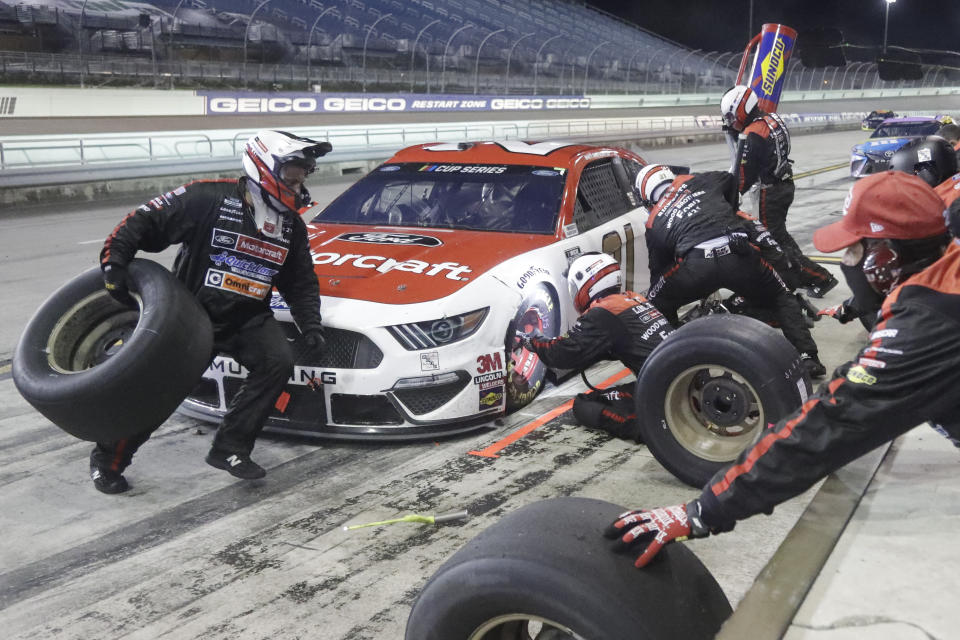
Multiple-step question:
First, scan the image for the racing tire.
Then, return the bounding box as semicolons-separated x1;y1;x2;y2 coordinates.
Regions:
636;314;811;488
13;258;213;442
405;496;732;640
505;284;560;412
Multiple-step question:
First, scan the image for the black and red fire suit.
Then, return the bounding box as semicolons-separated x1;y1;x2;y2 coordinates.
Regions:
737;112;834;291
698;244;960;529
645;171;819;360
525;291;672;439
93;178;322;471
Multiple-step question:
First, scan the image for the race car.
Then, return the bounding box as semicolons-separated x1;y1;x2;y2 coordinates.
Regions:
180;141;651;439
860;109;897;131
850;115;948;178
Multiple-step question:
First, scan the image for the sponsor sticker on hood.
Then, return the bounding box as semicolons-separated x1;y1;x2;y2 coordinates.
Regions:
336;231;443;247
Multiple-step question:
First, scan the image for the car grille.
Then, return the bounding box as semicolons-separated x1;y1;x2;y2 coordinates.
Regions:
280;323;383;369
223;378;326;423
393;376;471;416
188;377;221;408
331;394;403;425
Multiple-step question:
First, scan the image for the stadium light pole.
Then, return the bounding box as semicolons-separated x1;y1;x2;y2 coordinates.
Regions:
410;19;441;92
505;32;535;94
624;47;649;94
78;0;89;88
362;12;392;92
533;34;561;96
440;24;474;93
170;0;187;68
582;40;611;95
882;0;896;55
473;28;504;94
243;0;272;89
643;49;668;94
307;6;338;91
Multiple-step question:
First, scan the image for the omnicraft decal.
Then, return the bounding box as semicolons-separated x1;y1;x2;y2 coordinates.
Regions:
200;92;591;114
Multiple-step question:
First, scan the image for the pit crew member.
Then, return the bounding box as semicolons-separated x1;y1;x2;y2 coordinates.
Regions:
517;253;673;439
605;171;960;568
90;130;331;493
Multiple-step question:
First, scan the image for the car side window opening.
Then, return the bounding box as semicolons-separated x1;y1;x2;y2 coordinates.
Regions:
572;158;633;232
313;163;565;234
871;122;942;138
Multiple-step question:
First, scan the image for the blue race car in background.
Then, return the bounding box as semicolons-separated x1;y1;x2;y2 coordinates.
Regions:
850;115;950;178
861;109;897;131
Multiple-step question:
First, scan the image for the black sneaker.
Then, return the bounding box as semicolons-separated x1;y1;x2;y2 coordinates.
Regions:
800;353;827;379
90;463;130;494
205;450;266;479
806;276;839;299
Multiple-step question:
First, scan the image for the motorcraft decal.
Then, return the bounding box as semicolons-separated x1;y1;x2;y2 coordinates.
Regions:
204;268;271;300
311;252;472;280
337;232;442;247
212;230;289;264
209;251;279;281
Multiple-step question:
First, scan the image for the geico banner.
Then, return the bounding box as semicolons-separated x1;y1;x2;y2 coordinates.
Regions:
200;92;592;114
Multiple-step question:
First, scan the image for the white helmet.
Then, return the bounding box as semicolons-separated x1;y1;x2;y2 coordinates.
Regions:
567;252;622;313
242;130;332;212
720;84;759;131
635;164;675;206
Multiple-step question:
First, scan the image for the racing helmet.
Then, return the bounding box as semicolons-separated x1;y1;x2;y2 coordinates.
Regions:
242;130;332;212
635;164;675;206
860;239;903;295
947;200;960;244
567;252;622;313
887;135;958;187
720;85;759;131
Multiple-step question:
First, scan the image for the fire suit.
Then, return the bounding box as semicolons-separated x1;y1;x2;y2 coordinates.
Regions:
698;244;960;529
645;171;819;359
737;113;833;291
92;178;322;472
525;291;672;439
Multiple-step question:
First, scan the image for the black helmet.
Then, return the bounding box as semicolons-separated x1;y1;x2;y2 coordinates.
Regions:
888;135;958;187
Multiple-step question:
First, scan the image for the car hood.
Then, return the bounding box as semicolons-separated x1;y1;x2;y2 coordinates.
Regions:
852;137;915;155
305;223;555;304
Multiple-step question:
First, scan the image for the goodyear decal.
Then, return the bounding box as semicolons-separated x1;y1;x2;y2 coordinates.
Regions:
846;365;877;385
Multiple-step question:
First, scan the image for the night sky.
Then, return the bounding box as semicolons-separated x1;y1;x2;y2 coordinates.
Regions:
588;0;959;54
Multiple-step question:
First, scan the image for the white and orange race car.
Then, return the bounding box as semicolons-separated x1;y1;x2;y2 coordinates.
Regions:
180;141;652;439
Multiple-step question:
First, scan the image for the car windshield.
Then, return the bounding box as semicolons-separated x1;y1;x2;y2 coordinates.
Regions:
871;121;941;138
311;162;566;234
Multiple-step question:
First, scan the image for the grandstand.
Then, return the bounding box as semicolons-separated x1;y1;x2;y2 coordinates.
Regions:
0;0;948;93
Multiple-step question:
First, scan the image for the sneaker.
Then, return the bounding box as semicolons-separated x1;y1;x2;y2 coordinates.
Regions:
806;276;839;299
800;353;827;379
90;463;130;494
205;450;266;479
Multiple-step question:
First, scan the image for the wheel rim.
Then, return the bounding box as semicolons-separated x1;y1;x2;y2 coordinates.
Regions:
662;364;764;462
467;614;585;640
46;290;142;373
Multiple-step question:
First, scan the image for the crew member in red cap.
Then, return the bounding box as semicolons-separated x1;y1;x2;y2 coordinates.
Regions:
601;171;960;569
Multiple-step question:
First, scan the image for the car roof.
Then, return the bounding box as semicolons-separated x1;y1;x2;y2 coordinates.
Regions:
881;116;940;124
385;141;631;167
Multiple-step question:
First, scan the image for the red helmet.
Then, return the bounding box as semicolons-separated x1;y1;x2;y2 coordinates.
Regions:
861;239;903;295
242;130;332;212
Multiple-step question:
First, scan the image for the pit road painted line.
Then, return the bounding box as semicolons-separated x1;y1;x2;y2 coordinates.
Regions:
793;162;849;179
468;367;633;458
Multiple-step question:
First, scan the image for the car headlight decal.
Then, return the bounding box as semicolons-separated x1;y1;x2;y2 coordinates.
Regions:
387;307;488;350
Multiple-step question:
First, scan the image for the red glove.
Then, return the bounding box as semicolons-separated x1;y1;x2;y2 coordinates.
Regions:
817;302;853;324
604;500;710;568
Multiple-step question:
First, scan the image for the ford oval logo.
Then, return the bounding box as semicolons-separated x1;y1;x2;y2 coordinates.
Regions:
337;232;442;247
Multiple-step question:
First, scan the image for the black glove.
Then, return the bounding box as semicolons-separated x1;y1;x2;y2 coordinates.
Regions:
817;301;854;324
727;230;751;255
102;263;136;306
513;327;545;352
303;328;327;352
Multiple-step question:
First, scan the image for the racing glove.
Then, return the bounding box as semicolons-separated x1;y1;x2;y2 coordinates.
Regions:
303;328;327;352
102;263;136;307
817;301;854;324
604;499;711;568
513;327;546;353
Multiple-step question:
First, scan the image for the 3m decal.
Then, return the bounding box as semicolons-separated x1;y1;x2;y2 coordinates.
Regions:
476;352;504;374
337;232;442;247
205;268;271;300
846;365;877;385
311;252;472;280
